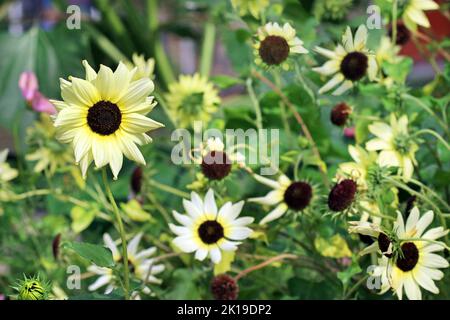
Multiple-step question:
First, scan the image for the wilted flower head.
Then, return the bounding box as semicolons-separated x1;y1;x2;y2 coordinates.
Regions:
211;274;239;300
330;103;352;126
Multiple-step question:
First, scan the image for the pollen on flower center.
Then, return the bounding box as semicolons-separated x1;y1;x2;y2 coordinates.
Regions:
259;35;290;65
283;181;313;210
198;220;224;244
87;100;122;135
396;242;419;272
340;51;368;81
201;151;232;180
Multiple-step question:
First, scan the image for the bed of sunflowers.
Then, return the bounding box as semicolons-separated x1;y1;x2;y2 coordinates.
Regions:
0;0;449;301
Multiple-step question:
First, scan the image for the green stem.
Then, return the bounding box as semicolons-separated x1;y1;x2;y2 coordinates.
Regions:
402;94;449;136
408;178;450;211
246;77;263;130
273;70;292;143
147;0;176;88
199;21;216;77
343;275;368;300
102;169;130;300
148;179;190;198
391;0;398;46
414;129;450;150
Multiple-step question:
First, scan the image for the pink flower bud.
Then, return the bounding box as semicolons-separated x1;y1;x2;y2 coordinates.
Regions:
18;71;39;102
31;91;56;115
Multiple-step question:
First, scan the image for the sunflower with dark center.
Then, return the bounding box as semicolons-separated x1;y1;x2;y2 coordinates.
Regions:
52;60;164;179
328;179;357;212
170;189;254;264
249;174;313;224
88;233;165;294
313;25;377;95
373;207;449;300
330;103;352;126
254;22;308;69
211;274;239;300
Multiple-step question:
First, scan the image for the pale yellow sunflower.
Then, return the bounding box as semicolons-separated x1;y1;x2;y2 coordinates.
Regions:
51;60;163;179
165;73;220;128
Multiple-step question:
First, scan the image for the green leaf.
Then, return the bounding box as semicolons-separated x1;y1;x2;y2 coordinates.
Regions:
211;75;243;89
165;269;201;299
383;57;413;84
213;251;235;275
70;206;96;233
337;258;362;290
63;241;115;268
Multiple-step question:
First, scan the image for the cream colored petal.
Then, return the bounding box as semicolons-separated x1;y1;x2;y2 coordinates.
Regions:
332;80;353;96
121;113;164;133
248;189;283;206
318;73;344;94
71;77;101;107
127;233;143;257
252;174;281;190
403;273;422;300
82;60;97;81
368;122;393;140
406;7;430;28
314;46;338;60
312;60;340;76
73;127;92;163
416;0;439;10
204;189;218;215
378;150;401;167
342;26;354;52
118;78;154;109
353;25;368;51
259;203;288;225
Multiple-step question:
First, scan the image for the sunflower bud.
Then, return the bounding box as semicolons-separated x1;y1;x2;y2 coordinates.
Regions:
201;151;232;181
330;103;351;126
210;274;239;300
130;166;143;194
14;274;51;300
328;179;357;212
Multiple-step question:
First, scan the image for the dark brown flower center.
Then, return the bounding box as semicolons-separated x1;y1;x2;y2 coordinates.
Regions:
198;220;224;244
396;242;419;272
211;274;239;300
118;258;135;273
388;23;411;45
283;181;313;211
201;151;232;180
259;35;290;66
377;233;393;258
328;179;357;212
340;51;368;81
87;100;122;135
330;102;351;126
